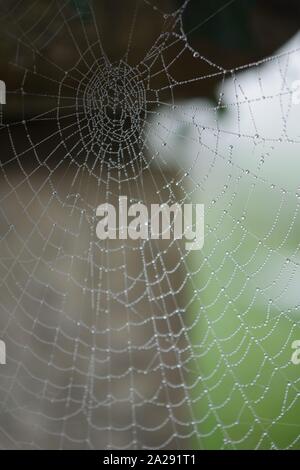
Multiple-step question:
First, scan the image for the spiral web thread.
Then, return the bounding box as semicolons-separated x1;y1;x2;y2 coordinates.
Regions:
0;0;300;450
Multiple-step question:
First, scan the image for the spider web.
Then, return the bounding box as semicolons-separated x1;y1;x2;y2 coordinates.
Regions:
0;0;300;450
